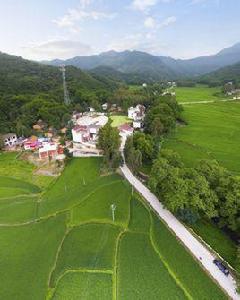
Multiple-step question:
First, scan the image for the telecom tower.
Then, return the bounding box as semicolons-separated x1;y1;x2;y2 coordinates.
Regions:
61;65;71;105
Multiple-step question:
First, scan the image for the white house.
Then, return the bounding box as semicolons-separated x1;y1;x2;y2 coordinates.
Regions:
102;103;108;111
2;133;17;147
39;142;58;160
128;104;145;121
133;120;143;129
71;114;108;156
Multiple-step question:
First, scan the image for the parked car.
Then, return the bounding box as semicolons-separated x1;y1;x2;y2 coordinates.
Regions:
213;259;230;276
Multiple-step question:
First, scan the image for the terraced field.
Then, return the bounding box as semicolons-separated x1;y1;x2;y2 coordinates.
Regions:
0;154;227;299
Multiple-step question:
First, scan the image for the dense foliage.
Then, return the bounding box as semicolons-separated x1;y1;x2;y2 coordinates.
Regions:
97;121;121;169
149;150;240;233
145;94;183;137
0;52;118;135
124;94;183;173
199;62;240;87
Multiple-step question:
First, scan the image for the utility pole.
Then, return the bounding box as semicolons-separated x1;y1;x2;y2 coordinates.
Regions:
111;204;116;222
61;65;71;105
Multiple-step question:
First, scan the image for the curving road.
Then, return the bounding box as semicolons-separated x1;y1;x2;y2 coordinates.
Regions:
120;160;239;299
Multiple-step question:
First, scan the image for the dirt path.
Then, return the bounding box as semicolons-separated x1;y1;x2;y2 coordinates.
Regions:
181;98;237;105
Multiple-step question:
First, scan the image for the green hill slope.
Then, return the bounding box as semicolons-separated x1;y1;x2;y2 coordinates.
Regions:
0;52;118;134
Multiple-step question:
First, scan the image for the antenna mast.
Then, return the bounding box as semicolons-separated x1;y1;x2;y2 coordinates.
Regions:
61;65;71;105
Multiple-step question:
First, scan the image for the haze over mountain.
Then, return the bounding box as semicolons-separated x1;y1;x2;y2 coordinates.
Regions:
43;42;240;81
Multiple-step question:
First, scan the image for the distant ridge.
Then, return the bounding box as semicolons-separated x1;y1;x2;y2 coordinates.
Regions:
42;42;240;81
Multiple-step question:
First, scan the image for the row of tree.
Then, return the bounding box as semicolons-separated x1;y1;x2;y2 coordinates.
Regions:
149;150;240;232
124;94;183;172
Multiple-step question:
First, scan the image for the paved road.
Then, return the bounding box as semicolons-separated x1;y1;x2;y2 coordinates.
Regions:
120;162;239;299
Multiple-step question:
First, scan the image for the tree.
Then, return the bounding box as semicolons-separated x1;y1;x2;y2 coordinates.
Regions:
133;132;155;163
197;160;240;231
149;152;218;221
0;136;4;150
124;136;142;173
97;121;121;169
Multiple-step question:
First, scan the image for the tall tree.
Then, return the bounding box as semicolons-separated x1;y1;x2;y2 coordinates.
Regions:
98;121;121;169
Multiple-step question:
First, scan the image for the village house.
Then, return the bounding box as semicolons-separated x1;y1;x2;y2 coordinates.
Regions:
2;133;18;147
102;103;108;111
128;104;146;129
71;113;108;156
23;136;40;151
118;123;134;137
118;123;134;152
38;142;58;160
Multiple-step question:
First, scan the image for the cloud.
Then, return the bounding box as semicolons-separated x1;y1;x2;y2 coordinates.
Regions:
158;16;176;28
53;2;116;33
132;0;158;11
131;0;173;11
144;15;176;29
107;32;169;56
144;17;156;28
22;40;93;60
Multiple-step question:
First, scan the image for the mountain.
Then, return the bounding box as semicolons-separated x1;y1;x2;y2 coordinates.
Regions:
0;52;119;134
43;50;183;82
0;52;118;98
200;61;240;86
43;42;240;80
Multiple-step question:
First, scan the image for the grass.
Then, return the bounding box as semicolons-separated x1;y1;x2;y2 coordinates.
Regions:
163;101;240;173
70;180;131;227
128;196;150;233
110;115;131;127
190;219;237;269
151;214;227;299
0;196;38;224
0;156;228;299
0;214;66;300
50;223;121;286
0;152;53;189
175;84;226;103
117;231;187;299
0;176;41;194
52;271;112;300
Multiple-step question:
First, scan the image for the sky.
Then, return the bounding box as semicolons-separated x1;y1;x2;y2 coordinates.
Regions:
0;0;240;60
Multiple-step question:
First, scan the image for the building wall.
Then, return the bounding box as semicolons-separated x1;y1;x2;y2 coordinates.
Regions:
4;135;17;147
72;130;83;143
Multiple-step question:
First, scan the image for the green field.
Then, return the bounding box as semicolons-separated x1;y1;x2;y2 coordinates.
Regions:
110;115;131;127
0;152;53;189
175;85;226;103
164;101;240;173
0;156;227;299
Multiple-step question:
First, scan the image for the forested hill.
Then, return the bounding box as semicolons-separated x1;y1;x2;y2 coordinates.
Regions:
0;52;119;135
44;42;240;79
199;61;240;86
0;52;118;98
